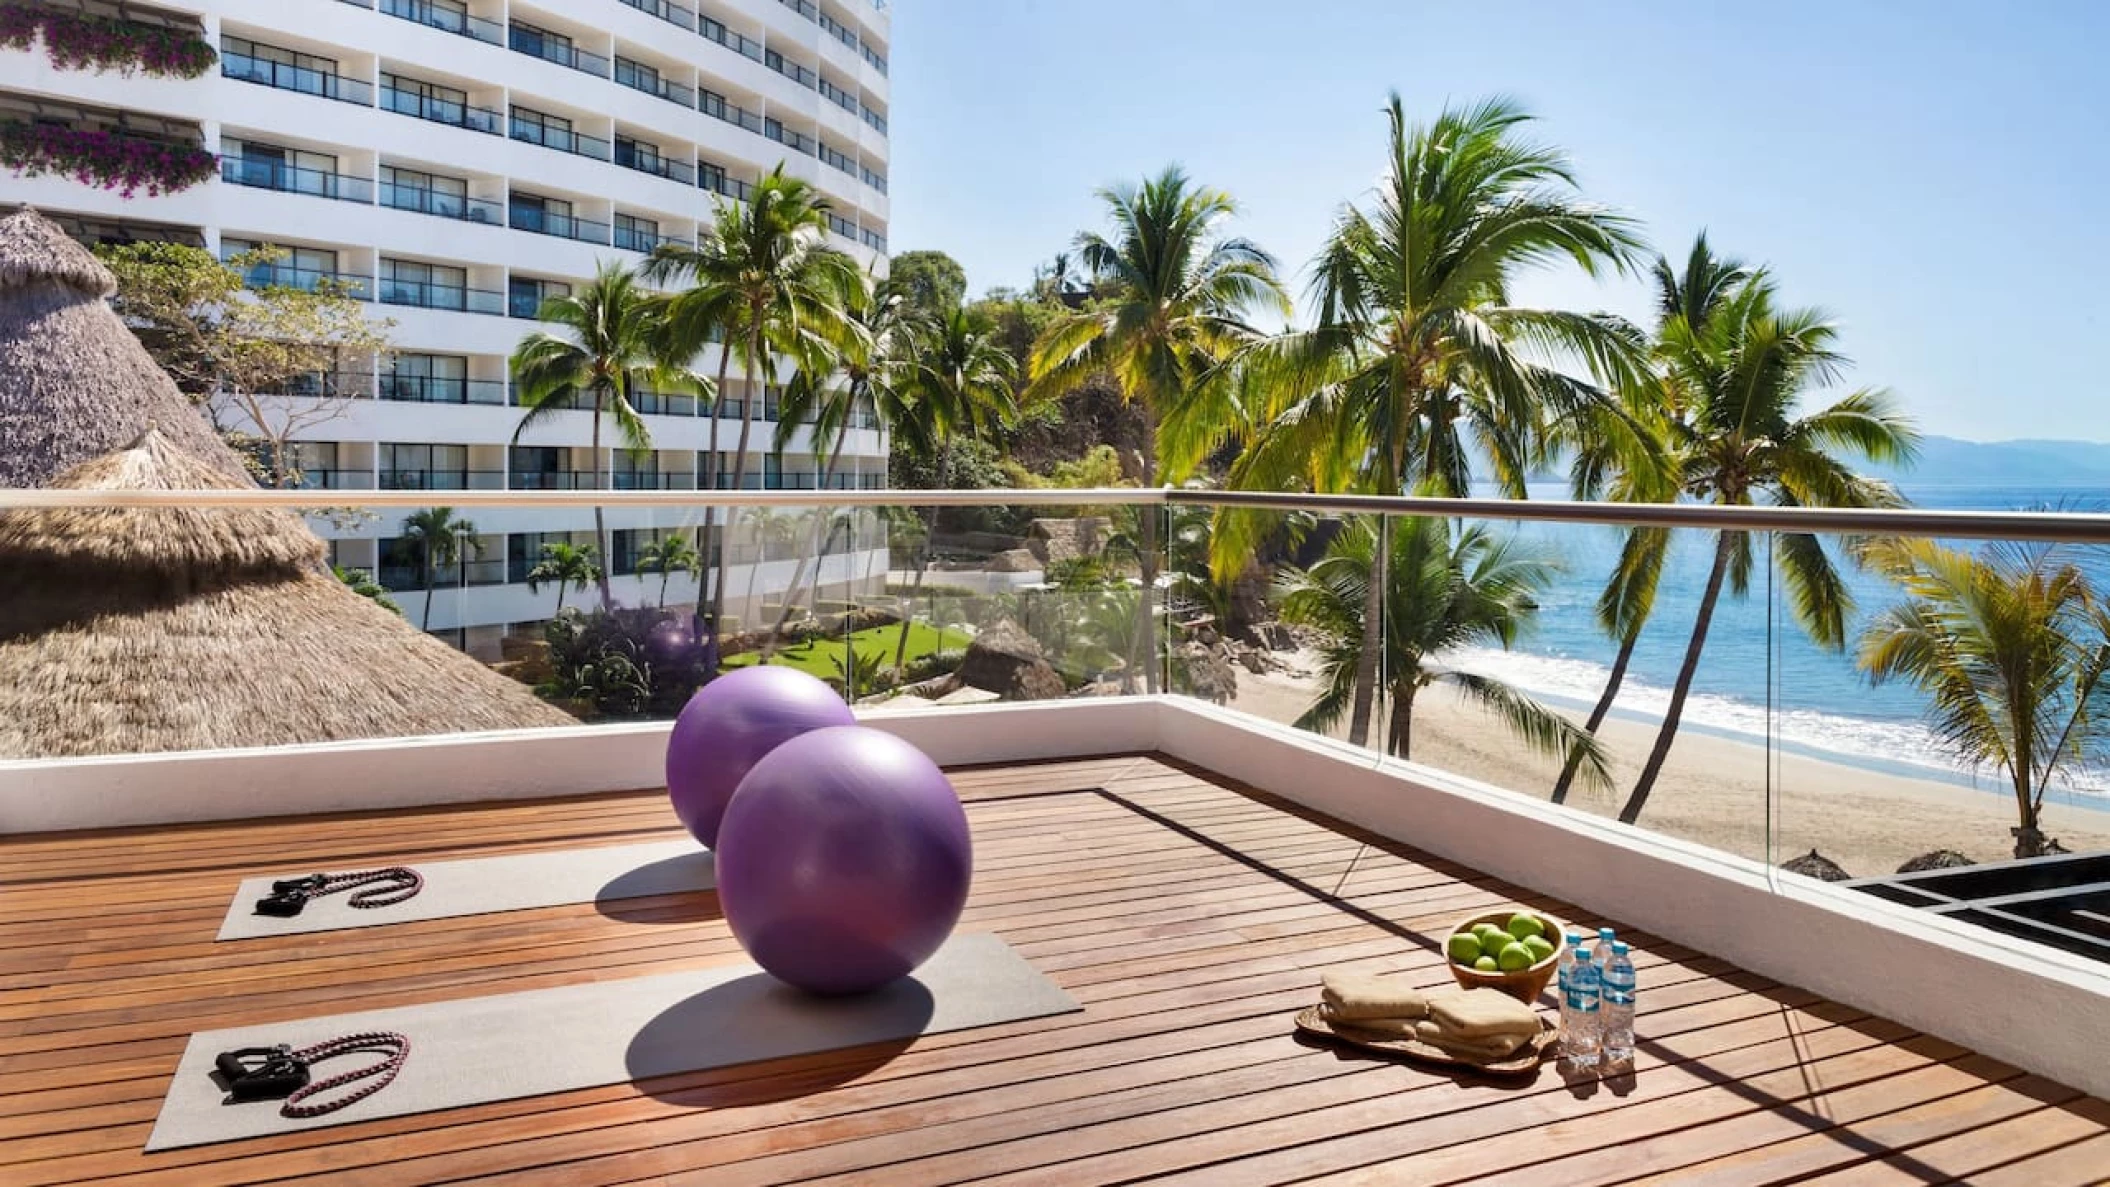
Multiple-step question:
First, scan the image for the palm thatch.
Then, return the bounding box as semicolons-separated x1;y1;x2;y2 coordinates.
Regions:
0;431;573;758
0;207;248;488
1896;849;1976;875
1781;849;1853;882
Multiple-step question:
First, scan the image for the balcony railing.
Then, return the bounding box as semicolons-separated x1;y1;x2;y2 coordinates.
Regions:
376;277;506;315
379;374;509;404
380;182;505;226
763;119;816;156
820;142;855;175
698;15;762;62
221;51;373;105
379;84;503;134
630;390;697;416
221;158;374;204
509;471;601;490
700;169;754;203
289;468;375;490
613;224;671;253
617;0;696;31
614;145;693;185
508;207;611;245
863;43;887;75
380;0;503;44
378;468;506;491
861;105;887;134
511;117;611;162
235;262;372;298
507;289;564;318
818;76;858;113
257;371;373;399
861;165;887;194
508;26;611;77
612;472;685;490
764;49;819;91
614;59;696;108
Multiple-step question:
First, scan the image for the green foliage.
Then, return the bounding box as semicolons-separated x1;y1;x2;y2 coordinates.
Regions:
1275;516;1609;787
1858;538;2110;857
726;621;968;682
0;5;217;77
634;531;703;607
333;565;401;616
1045;555;1117;590
999;444;1128;490
885;249;967;318
540;608;712;719
526;542;602;616
830;645;892;700
400;507;481;632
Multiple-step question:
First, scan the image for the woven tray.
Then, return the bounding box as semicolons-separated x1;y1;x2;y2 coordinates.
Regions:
1294;1005;1558;1077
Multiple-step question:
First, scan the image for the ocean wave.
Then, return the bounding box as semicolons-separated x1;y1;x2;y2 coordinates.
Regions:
1440;646;2110;799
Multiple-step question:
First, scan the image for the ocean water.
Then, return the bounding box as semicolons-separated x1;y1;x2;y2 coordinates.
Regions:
1435;483;2110;805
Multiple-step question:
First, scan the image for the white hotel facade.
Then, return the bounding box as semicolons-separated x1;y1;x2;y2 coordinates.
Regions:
1;0;893;654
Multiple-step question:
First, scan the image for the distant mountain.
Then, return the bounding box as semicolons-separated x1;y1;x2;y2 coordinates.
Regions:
1866;436;2110;487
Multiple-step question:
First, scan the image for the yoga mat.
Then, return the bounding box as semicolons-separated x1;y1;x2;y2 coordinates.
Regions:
217;839;715;940
149;933;1076;1152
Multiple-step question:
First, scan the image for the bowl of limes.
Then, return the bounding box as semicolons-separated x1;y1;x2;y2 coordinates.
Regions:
1446;910;1563;1004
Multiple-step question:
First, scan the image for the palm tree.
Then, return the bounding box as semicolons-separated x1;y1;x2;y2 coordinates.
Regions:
1029;166;1289;693
1551;234;1750;803
1858;538;2110;858
400;506;481;633
511;264;703;609
1228;95;1648;746
634;530;702;608
765;268;920;652
1275;516;1609;786
647;166;858;657
893;306;1020;673
1617;274;1918;825
527;541;602;616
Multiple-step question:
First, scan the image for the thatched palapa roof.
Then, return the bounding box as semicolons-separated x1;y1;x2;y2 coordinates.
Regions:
0;207;249;488
0;431;573;757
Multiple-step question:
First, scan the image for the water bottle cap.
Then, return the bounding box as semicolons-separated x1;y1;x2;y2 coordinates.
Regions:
1598;927;1616;940
1566;934;1587;947
1612;941;1630;955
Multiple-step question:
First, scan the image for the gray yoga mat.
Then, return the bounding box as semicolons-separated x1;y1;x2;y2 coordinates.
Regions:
149;932;1076;1152
217;839;715;940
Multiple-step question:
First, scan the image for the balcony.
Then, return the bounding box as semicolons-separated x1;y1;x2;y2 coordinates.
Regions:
700;88;764;136
614;58;696;109
614;143;694;186
221;158;374;204
509;206;610;246
221;50;373;106
379;374;508;404
10;483;2110;1185
613;224;675;253
508;24;611;78
616;0;696;32
508;470;602;490
379;181;505;226
234;261;372;298
510;115;611;162
379;84;504;135
376;468;505;491
697;14;763;63
379;0;504;44
376;276;506;315
763;118;817;157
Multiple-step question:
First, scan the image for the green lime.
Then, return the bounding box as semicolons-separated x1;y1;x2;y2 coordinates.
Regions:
1523;935;1557;963
1506;913;1545;941
1447;932;1483;965
1497;943;1534;971
1473;955;1499;972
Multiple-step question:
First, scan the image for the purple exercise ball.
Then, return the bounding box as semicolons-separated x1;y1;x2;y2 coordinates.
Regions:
665;665;855;849
717;726;973;995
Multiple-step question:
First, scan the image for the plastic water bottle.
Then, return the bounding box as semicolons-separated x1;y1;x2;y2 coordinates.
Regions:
1559;933;1601;1069
1592;927;1617;974
1601;941;1636;1066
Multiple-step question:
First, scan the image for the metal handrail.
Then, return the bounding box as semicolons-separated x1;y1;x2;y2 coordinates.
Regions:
9;486;2110;541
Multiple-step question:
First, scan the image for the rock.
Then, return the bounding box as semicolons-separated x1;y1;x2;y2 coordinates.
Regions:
935;686;1003;706
1235;646;1271;676
1781;849;1852;882
1896;849;1975;875
955;620;1068;701
1259;622;1297;651
985;548;1042;573
1026;517;1111;565
1176;641;1238;705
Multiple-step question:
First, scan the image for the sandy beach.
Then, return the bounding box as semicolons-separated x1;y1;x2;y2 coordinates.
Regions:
1228;657;2110;879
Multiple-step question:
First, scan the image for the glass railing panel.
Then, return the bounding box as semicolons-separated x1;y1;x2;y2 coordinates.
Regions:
221;52;374;105
1766;515;2110;906
220;159;374;203
618;0;696;31
508;207;612;245
510;118;612;162
381;0;503;44
507;27;610;77
379;85;504;134
379;182;504;225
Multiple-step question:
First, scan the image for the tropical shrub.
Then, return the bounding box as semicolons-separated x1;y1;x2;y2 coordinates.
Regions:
541;608;712;719
0;5;217;77
0;121;215;197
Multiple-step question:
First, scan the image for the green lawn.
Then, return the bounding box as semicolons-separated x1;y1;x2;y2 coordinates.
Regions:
723;620;970;680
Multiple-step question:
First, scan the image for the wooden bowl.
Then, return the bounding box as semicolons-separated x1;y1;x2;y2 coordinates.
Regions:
1447;910;1564;1004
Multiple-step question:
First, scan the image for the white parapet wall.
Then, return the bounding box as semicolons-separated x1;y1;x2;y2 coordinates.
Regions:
3;695;2107;1100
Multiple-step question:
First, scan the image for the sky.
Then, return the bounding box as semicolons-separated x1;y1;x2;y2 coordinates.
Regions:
884;0;2110;444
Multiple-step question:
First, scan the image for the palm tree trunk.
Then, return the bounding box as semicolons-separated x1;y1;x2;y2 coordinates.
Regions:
420;551;436;633
1620;531;1735;824
1552;632;1640;804
715;324;762;643
1346;520;1387;748
590;383;614;610
699;345;734;674
765;417;853;657
660;568;671;608
1388;681;1418;759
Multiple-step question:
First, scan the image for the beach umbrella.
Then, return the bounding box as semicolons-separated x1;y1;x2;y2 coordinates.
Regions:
1896;849;1976;875
0;430;574;758
0;206;249;488
1781;849;1853;882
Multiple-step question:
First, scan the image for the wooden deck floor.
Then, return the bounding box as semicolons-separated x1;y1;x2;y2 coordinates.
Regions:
3;755;2106;1185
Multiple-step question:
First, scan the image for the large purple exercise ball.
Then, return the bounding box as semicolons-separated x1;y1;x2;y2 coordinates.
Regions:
665;665;855;849
717;726;973;995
